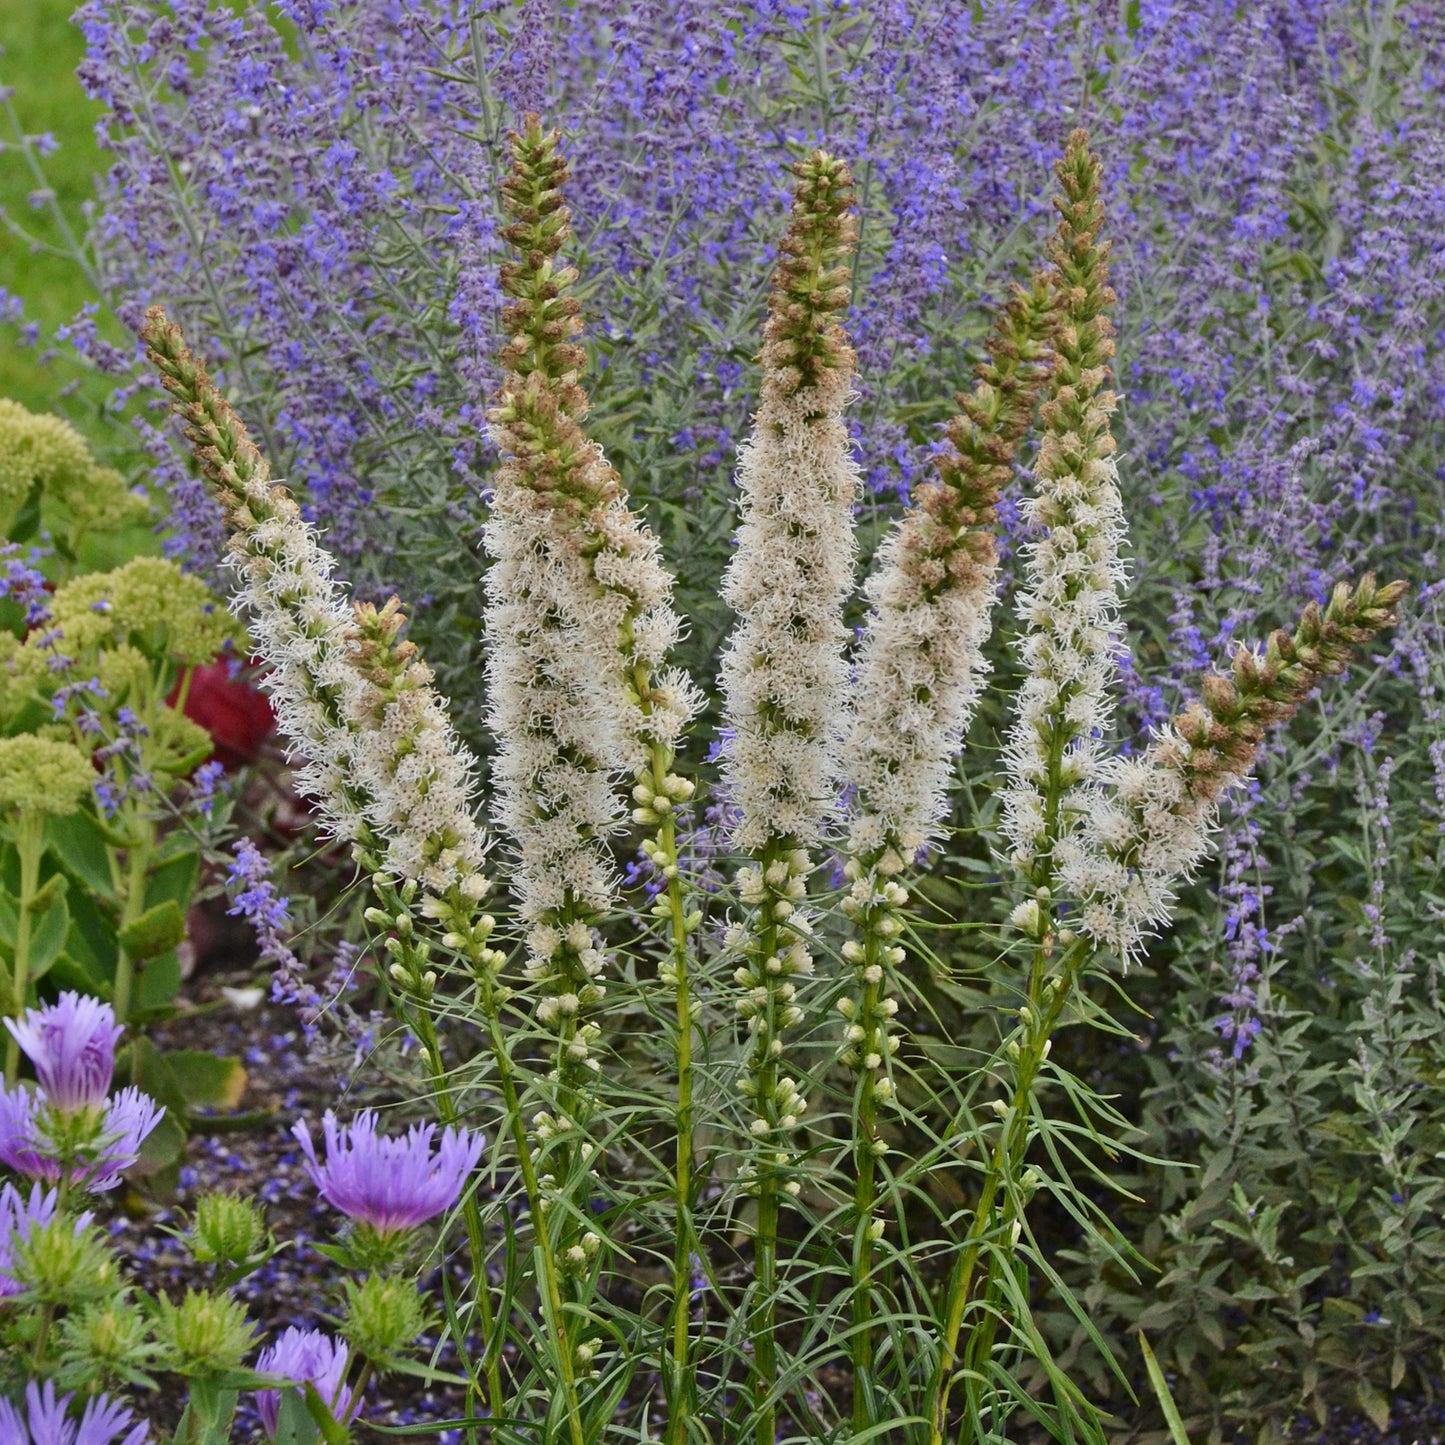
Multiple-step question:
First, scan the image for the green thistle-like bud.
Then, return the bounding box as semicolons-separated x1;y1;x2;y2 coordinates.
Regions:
189;1192;267;1267
12;1217;118;1306
341;1273;428;1366
54;1294;157;1392
152;1288;257;1375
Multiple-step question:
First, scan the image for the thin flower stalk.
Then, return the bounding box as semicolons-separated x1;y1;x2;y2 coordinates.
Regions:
717;149;859;1445
140;313;510;1424
484;114;702;1415
839;273;1055;1427
141;309;490;916
930;126;1125;1445
926;130;1409;1445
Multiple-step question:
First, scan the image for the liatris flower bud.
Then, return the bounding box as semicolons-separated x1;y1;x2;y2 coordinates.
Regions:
254;1327;359;1438
0;1381;148;1445
189;1191;267;1267
5;993;123;1114
1001;129;1127;885
1058;573;1408;957
153;1288;257;1375
140;310;489;908
846;273;1055;864
293;1109;483;1238
719;150;860;853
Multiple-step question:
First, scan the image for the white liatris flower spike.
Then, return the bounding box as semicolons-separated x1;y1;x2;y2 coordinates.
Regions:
142;308;489;908
1055;573;1409;960
718;151;861;855
484;117;698;1043
1000;135;1129;887
845;273;1056;867
348;597;490;899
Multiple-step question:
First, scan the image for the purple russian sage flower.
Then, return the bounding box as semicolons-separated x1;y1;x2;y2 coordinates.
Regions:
292;1110;483;1235
0;1378;148;1445
253;1327;358;1438
5;993;125;1114
0;1085;163;1194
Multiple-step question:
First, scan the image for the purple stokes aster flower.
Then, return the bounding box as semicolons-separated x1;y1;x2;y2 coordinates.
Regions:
5;993;125;1114
0;1084;163;1194
253;1327;358;1438
0;1379;148;1445
292;1110;483;1235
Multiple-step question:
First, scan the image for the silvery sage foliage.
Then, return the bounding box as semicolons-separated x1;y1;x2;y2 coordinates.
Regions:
133;122;1408;1445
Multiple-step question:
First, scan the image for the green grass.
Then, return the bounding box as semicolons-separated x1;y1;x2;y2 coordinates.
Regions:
0;0;110;417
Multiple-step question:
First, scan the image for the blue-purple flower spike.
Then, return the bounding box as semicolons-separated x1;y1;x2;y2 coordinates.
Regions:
293;1110;483;1235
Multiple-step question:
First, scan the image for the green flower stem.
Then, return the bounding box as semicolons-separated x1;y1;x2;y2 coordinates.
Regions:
4;809;44;1081
405;994;499;1440
111;816;154;1027
746;841;788;1445
373;876;585;1445
847;897;890;1432
450;912;588;1445
482;998;587;1445
926;933;1087;1445
647;785;699;1445
622;638;701;1445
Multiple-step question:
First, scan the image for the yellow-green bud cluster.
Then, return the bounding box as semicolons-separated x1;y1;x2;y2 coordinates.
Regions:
0;398;149;541
153;1288;257;1373
342;1273;428;1364
50;557;235;666
189;1192;267;1267
0;735;95;819
838;865;906;1112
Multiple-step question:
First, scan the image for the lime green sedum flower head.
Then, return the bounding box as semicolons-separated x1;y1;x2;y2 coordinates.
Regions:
0;398;149;538
0;736;94;817
50;557;234;666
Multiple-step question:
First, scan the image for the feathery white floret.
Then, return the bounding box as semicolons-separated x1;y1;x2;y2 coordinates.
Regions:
229;481;489;900
482;480;628;932
845;528;998;861
719;373;860;853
